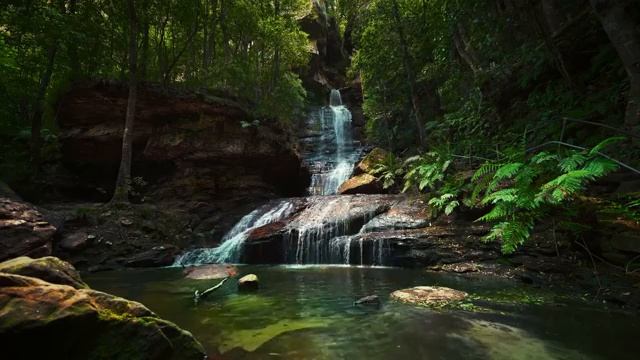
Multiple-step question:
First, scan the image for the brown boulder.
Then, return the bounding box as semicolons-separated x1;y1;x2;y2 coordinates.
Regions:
338;173;383;195
0;197;56;262
59;231;92;252
0;256;88;289
124;245;180;268
0;272;206;359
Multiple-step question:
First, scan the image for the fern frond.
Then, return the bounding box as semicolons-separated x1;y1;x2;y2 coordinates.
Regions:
472;162;500;182
589;136;626;156
558;153;587;172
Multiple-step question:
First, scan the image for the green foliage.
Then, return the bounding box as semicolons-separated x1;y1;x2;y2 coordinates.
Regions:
371;153;404;189
402;151;451;193
473;137;622;253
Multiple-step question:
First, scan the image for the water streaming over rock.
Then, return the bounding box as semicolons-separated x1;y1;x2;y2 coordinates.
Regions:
306;90;359;195
173;201;296;266
174;90;392;266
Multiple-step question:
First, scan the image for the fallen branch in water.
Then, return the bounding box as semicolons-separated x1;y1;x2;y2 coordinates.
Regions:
194;277;229;303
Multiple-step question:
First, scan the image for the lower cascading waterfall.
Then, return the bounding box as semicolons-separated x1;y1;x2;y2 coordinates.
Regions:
173;200;295;266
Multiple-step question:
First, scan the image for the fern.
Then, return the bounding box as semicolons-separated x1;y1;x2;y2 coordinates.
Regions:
474;137;621;253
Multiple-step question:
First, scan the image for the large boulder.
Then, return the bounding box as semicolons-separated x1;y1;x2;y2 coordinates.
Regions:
338;174;382;195
0;196;56;262
0;272;206;359
124;245;180;268
391;286;468;307
0;256;88;289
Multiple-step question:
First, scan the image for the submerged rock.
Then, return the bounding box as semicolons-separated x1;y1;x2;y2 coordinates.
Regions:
0;273;206;360
184;264;238;280
0;256;87;289
354;294;381;307
238;274;259;291
391;286;468;307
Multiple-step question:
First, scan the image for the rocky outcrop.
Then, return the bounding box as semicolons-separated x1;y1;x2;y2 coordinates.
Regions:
391;286;468;307
56;81;310;202
0;259;206;359
0;256;87;289
337;148;389;195
338;174;382;194
298;0;348;97
0;195;56;262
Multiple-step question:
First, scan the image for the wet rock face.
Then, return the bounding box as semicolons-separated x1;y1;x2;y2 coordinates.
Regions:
0;196;56;262
56;81;310;202
237;194;502;267
0;259;206;360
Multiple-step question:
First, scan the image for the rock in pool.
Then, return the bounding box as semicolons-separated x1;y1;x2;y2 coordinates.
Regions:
391;286;468;307
238;274;259;291
184;264;239;280
354;294;381;307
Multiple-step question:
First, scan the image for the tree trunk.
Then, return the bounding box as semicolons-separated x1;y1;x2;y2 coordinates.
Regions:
67;0;80;80
591;0;640;128
273;0;281;90
30;38;58;168
111;0;138;204
390;0;425;148
453;23;481;75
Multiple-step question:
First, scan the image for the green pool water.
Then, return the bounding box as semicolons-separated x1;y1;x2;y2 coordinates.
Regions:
85;265;638;359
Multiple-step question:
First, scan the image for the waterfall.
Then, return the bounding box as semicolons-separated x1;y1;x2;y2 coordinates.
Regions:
174;90;389;267
173;201;295;266
308;89;358;195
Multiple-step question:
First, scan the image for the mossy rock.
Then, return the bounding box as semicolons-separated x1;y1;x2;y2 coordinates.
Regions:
0;256;88;289
390;286;468;308
0;272;206;359
354;148;390;175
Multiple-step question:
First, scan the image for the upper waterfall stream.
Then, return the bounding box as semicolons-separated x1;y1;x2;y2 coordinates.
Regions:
175;89;374;267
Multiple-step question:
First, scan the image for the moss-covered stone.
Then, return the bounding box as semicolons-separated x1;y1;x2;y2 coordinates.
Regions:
0;256;88;289
0;272;206;360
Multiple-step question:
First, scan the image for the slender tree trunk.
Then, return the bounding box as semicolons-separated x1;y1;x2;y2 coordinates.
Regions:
273;0;281;90
591;0;640;128
453;23;481;75
68;0;80;80
390;0;425;148
111;0;138;204
31;39;58;168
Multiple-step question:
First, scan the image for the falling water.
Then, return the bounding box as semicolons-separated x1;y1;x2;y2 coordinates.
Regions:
173;201;295;266
174;90;392;267
307;89;358;195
